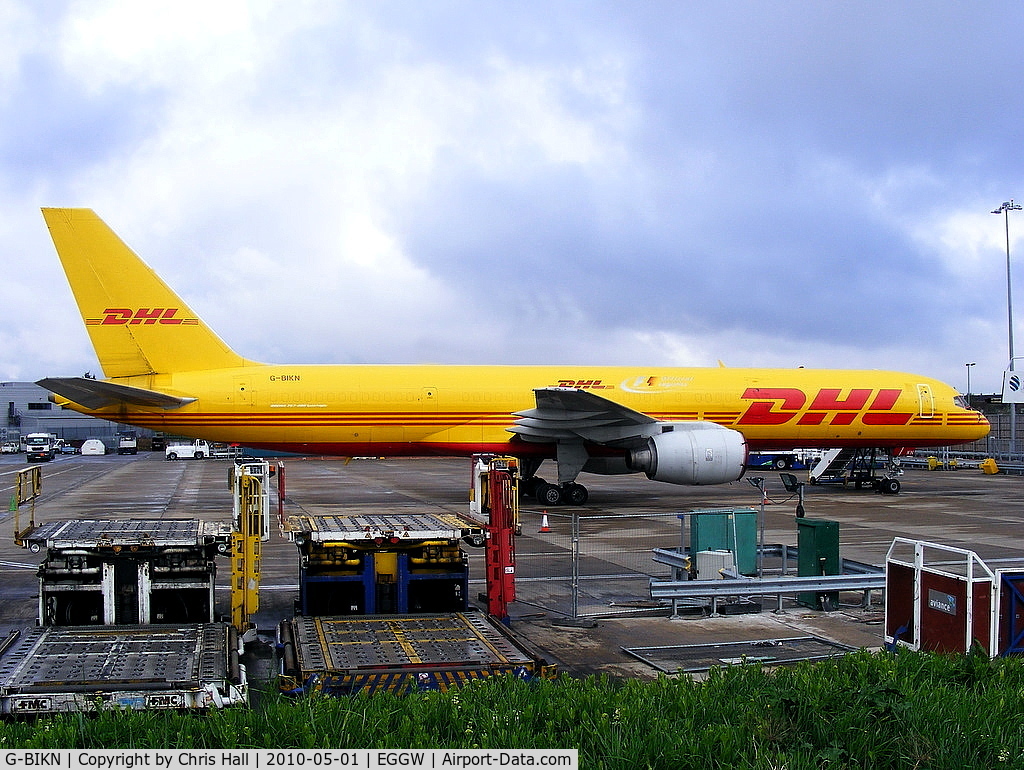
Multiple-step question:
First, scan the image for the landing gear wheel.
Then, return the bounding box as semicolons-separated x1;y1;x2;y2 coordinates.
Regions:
535;482;563;506
521;476;543;498
564;483;589;506
881;478;901;495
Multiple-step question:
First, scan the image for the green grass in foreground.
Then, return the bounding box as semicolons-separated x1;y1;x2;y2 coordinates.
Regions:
1;649;1023;768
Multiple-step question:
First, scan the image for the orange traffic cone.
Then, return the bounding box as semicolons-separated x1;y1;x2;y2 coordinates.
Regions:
539;512;551;533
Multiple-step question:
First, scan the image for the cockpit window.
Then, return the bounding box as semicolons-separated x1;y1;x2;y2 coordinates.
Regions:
954;395;971;410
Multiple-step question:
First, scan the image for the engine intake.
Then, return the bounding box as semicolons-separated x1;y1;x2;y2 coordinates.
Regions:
626;423;747;485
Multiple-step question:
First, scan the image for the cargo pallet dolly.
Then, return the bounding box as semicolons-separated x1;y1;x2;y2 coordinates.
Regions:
885;538;1024;656
277;456;552;694
0;460;278;713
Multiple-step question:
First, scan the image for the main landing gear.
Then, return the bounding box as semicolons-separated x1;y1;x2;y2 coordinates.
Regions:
521;476;589;506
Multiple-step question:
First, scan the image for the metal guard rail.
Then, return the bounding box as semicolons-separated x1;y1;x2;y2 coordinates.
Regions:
650;572;886;600
652;544;883;577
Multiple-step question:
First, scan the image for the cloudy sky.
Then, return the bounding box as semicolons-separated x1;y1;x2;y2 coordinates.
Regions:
2;1;1023;394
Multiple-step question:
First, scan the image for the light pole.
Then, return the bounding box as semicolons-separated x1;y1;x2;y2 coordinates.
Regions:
993;200;1022;455
966;362;976;402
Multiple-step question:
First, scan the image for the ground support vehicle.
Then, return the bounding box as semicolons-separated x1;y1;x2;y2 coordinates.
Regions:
0;473;261;714
80;438;106;455
278;612;551;695
24;433;55;462
809;448;903;494
211;442;240;459
277;462;550;695
747;452;813;470
117;431;138;454
885;538;1024;657
0;623;246;714
165;438;211;459
165;439;238;460
281;511;484;615
20;518;233;625
468;455;520;620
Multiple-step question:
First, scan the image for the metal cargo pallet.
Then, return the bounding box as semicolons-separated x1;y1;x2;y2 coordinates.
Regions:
21;518;233;553
624;636;856;674
279;612;552;694
0;624;247;714
283;512;484;543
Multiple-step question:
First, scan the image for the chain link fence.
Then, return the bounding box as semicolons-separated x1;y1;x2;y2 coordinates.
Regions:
514;510;684;618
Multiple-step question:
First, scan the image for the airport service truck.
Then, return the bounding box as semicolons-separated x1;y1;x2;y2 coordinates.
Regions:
25;433;56;462
117;431;138;455
165;439;211;460
165;440;237;460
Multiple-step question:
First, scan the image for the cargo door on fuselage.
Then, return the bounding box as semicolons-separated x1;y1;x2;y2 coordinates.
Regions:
916;383;935;419
412;385;459;449
368;387;438;447
232;377;254;407
413;387;440;444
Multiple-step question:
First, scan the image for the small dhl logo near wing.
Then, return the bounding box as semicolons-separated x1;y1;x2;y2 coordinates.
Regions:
85;308;199;326
737;388;911;426
556;379;614;390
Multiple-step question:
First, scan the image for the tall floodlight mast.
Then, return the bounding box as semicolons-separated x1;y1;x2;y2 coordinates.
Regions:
993;200;1022;454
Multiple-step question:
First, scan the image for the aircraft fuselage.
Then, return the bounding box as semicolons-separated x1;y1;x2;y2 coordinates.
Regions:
59;364;989;457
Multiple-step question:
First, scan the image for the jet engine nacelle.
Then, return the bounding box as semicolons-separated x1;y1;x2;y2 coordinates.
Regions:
626;423;747;485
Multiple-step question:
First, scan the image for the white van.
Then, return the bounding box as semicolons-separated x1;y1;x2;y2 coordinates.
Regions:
80;439;107;456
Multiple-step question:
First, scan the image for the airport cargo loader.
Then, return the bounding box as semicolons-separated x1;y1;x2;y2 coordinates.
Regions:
21;518;233;626
282;511;485;616
278;612;552;695
0;623;247;715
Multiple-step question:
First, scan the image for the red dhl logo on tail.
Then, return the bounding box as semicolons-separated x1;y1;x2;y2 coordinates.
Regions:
738;387;911;426
85;308;199;326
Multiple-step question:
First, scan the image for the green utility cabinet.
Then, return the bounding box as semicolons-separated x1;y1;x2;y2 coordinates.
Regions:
797;518;840;610
690;508;758;576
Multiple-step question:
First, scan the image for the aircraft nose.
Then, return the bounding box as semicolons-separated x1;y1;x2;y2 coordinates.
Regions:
975;411;991;438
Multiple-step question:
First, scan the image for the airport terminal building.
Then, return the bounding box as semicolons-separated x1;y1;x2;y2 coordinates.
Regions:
1;381;130;447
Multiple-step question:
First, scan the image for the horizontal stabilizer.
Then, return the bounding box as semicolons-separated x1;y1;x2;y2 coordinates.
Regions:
36;377;196;410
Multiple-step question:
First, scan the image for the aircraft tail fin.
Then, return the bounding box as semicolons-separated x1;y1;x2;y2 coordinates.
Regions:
41;208;250;378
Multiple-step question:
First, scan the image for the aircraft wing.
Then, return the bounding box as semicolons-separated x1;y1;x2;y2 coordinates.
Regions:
36;377;196;410
509;387;660;447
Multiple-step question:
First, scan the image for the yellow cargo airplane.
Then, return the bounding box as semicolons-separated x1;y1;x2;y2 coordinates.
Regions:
37;208;989;504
